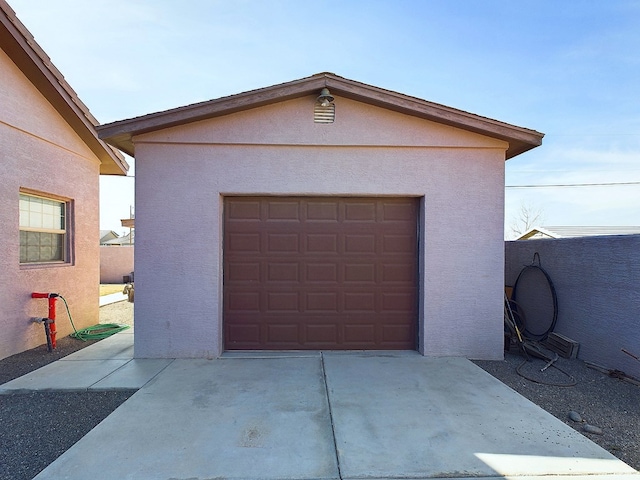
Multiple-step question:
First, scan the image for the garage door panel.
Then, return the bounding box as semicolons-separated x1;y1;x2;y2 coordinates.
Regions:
267;292;300;311
227;292;261;312
267;233;300;253
382;292;417;312
227;233;261;252
227;262;261;282
344;263;376;283
306;201;339;221
227;199;261;220
266;324;300;344
305;263;338;282
344;235;376;253
344;324;376;344
227;323;261;346
382;263;416;283
267;262;299;282
343;292;376;312
381;324;415;344
344;202;377;222
267;200;300;221
382;201;417;221
382;234;416;253
224;197;418;350
305;324;339;344
306;234;338;253
305;292;339;312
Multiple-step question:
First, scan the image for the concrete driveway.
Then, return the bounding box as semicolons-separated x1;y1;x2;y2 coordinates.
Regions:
2;333;638;480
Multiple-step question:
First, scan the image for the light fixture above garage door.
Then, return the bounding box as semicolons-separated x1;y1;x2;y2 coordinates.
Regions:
314;87;335;123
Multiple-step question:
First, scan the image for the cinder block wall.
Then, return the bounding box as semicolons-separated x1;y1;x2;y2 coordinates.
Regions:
505;235;640;380
100;246;134;284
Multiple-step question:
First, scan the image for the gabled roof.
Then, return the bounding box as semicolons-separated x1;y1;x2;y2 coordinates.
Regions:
517;226;640;240
0;1;128;175
103;230;134;245
100;230;119;242
97;72;544;159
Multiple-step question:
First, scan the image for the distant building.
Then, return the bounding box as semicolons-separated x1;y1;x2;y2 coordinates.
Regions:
103;231;134;246
517;226;640;240
100;230;120;244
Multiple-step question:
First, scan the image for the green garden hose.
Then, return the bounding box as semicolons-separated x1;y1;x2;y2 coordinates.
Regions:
70;323;130;340
59;295;130;341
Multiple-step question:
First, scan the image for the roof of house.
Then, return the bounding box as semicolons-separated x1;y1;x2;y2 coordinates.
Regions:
0;1;128;175
100;230;119;243
103;230;134;245
97;72;544;159
517;226;640;240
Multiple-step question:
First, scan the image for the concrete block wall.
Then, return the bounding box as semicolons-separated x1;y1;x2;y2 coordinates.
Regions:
505;235;640;380
100;246;134;284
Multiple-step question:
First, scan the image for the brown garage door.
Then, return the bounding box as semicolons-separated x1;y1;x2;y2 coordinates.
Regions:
224;197;418;350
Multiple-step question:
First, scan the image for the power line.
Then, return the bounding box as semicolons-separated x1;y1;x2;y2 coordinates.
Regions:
506;181;640;189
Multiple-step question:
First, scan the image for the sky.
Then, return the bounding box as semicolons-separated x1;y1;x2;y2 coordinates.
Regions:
8;0;640;238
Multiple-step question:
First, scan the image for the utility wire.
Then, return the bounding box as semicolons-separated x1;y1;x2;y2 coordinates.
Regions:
506;181;640;189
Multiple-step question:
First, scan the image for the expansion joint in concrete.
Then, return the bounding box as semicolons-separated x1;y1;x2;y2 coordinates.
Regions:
321;351;343;480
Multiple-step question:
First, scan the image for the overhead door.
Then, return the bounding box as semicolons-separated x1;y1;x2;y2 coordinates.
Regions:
224;197;418;350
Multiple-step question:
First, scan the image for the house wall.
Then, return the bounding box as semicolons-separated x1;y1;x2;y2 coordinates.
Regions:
100;246;134;284
132;96;509;359
505;236;640;380
0;48;101;359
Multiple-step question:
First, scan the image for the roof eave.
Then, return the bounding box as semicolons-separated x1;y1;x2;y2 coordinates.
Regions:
97;72;544;159
0;1;129;175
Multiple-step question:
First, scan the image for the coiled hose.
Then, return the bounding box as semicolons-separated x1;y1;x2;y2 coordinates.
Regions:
59;295;130;341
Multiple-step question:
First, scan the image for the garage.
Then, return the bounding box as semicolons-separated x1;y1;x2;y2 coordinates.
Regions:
97;72;544;359
224;196;418;350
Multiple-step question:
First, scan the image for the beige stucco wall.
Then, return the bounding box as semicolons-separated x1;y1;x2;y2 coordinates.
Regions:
0;48;101;359
132;96;508;359
100;246;134;283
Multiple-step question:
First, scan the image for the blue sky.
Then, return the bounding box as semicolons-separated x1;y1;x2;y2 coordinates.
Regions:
9;0;640;237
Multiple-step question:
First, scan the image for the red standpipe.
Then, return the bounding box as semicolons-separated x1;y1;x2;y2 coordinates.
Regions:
32;292;58;350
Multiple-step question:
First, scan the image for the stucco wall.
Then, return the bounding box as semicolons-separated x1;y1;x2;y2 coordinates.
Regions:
100;246;134;283
505;236;640;379
0;49;101;359
132;96;509;359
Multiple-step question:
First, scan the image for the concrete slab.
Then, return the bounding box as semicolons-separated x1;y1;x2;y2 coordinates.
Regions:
24;350;639;480
322;352;638;479
34;357;340;480
0;334;169;392
61;332;133;361
0;359;130;392
90;359;173;390
99;292;128;306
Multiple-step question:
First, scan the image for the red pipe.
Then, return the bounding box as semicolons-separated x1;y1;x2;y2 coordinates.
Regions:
32;292;58;350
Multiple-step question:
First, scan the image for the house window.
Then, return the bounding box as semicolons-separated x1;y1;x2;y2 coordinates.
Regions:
19;193;68;264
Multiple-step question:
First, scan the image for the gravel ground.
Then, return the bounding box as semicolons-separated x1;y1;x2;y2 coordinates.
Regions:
1;301;638;478
0;301;135;480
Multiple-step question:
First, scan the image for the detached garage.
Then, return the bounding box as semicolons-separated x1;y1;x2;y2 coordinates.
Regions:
98;72;543;359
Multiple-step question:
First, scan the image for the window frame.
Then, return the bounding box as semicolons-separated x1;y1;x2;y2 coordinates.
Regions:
19;189;73;266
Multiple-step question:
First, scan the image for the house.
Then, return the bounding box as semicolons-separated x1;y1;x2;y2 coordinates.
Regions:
100;230;120;244
98;72;543;359
517;226;640;240
0;0;129;359
102;231;134;246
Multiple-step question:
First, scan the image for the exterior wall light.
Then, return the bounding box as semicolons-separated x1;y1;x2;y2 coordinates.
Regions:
316;88;335;107
314;88;335;123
